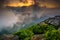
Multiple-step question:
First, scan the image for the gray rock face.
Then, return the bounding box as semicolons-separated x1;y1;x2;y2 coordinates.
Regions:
45;15;60;26
0;34;19;40
31;34;44;40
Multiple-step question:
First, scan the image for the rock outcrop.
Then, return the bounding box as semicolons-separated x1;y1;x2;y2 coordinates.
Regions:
0;34;19;40
31;34;44;40
45;15;60;26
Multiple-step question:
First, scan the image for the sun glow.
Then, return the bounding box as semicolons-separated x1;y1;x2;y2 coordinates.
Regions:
4;0;34;7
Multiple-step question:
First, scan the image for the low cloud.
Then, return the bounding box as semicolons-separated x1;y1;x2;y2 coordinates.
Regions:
0;8;19;30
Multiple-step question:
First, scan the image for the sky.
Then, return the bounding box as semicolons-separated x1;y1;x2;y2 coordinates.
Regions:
0;8;19;30
0;0;60;31
0;0;60;8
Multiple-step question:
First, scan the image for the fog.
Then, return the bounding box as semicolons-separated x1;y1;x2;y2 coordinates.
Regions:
0;8;19;31
0;7;60;33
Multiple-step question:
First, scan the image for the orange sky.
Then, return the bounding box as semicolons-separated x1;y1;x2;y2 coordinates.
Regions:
4;0;34;7
4;0;60;8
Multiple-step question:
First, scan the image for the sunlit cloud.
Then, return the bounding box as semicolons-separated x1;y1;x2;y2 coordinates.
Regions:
4;0;34;7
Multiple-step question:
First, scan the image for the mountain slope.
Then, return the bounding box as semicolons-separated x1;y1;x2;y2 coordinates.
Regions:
45;15;60;26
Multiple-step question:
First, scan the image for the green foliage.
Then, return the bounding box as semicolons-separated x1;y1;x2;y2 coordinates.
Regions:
28;24;44;34
28;24;56;34
45;25;56;31
45;30;60;40
14;29;34;40
24;37;30;40
14;22;57;40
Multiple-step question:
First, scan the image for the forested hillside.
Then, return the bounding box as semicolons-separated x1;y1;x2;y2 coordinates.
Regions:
13;16;60;40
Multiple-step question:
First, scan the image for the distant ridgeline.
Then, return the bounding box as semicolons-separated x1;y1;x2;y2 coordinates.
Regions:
44;15;60;27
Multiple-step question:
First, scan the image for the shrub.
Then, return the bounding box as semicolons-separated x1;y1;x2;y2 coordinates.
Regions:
28;24;56;34
28;24;44;34
14;23;56;40
45;30;60;40
14;29;34;40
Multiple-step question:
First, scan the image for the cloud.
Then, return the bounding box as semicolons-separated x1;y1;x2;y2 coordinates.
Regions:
0;8;19;28
1;0;34;7
0;0;60;32
0;0;60;8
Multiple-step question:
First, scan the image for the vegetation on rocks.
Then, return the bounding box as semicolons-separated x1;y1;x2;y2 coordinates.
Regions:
14;22;59;40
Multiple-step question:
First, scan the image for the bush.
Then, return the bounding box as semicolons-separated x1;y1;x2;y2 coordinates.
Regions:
14;29;34;40
45;30;60;40
28;24;56;34
28;24;44;34
14;23;56;40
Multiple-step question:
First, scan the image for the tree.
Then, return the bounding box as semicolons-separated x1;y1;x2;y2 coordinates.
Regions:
28;24;56;34
14;29;34;40
45;30;60;40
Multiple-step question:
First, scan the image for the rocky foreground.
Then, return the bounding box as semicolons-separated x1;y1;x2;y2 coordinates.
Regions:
0;34;19;40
